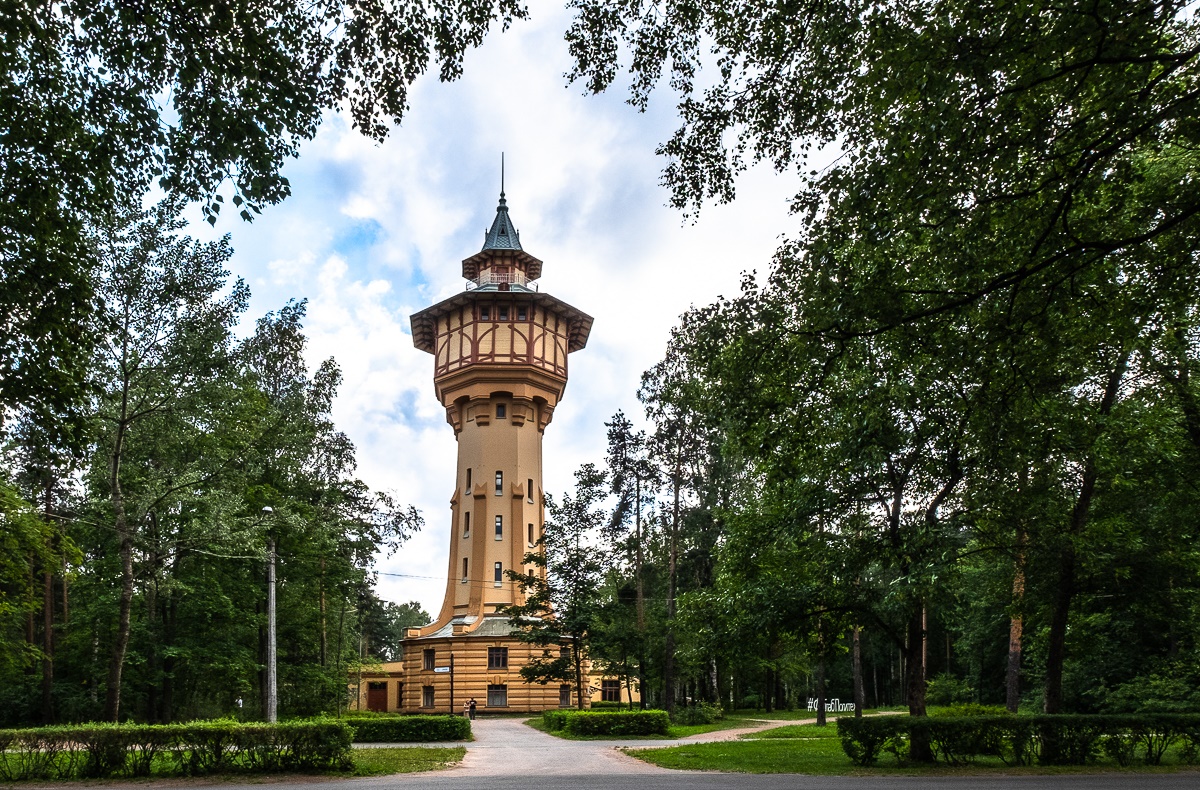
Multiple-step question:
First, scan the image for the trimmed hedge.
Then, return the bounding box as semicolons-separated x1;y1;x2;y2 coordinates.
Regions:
542;709;670;736
347;714;471;742
838;713;1200;767
0;720;352;781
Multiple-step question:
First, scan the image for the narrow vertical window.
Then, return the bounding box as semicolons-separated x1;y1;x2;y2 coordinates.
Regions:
527;478;534;502
494;562;503;585
496;403;506;418
527;523;534;546
423;686;435;708
462;558;468;582
495;515;503;540
481;306;490;320
499;306;509;321
424;649;436;670
463;512;470;538
495;471;503;495
518;306;527;321
465;468;472;491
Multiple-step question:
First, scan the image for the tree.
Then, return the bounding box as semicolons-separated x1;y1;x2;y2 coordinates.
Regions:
1;0;526;428
88;198;247;721
503;464;609;709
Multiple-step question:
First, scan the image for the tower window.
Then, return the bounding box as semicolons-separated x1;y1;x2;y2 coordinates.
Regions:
495;471;503;495
496;403;506;418
462;558;468;582
518;306;527;321
463;512;470;538
465;468;472;491
495;515;503;540
499;306;509;321
494;562;503;585
527;478;534;503
481;307;490;320
528;523;534;546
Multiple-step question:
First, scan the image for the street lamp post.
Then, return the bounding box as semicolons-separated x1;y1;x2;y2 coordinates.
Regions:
263;506;277;723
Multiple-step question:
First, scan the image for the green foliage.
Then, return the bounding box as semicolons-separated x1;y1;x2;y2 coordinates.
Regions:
0;0;528;429
837;714;1200;767
502;464;609;708
925;674;975;707
671;702;724;726
346;715;470;743
0;720;352;780
542;709;670;737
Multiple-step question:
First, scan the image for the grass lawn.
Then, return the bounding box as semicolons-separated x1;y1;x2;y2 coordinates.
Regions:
525;716;746;740
628;723;1200;775
350;746;466;776
0;747;465;783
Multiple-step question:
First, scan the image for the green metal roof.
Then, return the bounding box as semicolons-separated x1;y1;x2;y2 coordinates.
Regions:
481;192;522;252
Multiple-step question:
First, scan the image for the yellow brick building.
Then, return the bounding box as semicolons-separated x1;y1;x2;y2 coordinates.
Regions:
352;188;633;713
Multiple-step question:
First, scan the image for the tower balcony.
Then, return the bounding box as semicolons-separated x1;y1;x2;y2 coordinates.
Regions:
466;269;538;292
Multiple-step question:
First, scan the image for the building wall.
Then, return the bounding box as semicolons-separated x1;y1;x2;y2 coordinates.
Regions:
352;637;640;713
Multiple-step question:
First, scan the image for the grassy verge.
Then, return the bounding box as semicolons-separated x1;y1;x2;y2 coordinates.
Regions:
525;716;746;740
0;746;466;783
628;725;1200;775
350;746;466;776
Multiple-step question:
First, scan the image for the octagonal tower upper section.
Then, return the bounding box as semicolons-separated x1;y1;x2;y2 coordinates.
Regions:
409;191;593;431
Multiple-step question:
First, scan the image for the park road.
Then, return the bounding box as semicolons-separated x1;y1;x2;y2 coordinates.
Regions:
21;717;1200;790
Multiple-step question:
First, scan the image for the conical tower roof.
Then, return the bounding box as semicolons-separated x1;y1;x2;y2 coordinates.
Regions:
461;190;542;280
481;192;522;252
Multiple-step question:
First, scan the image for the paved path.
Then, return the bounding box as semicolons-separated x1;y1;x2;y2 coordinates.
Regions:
29;717;1200;790
446;715;776;776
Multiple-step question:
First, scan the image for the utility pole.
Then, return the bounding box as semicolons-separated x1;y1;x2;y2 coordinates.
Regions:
263;506;277;723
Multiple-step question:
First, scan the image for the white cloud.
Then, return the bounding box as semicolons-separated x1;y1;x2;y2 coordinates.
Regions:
197;0;804;616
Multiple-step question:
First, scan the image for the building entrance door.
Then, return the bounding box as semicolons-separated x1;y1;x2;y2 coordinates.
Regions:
367;682;388;712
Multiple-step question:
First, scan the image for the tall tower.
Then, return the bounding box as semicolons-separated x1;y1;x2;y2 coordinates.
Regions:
399;187;593;712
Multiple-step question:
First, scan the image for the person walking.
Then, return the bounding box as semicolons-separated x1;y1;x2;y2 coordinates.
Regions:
468;697;477;720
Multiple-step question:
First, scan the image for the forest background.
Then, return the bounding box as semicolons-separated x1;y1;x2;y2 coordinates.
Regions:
2;0;1200;727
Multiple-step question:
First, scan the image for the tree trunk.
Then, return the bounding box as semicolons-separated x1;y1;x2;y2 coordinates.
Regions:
815;659;827;726
664;459;680;716
635;474;647;709
105;415;133;723
905;604;931;761
41;567;54;724
1006;527;1026;713
319;556;328;668
852;626;864;718
1044;351;1128;714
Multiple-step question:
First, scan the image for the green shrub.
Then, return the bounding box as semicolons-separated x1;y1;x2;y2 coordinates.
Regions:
0;720;353;781
925;673;974;707
837;717;905;766
838;714;1200;767
672;702;724;725
544;710;669;736
542;710;569;731
347;715;470;742
930;704;1009;718
589;701;628;710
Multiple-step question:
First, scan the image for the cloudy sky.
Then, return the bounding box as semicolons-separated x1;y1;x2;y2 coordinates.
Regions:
190;1;803;616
